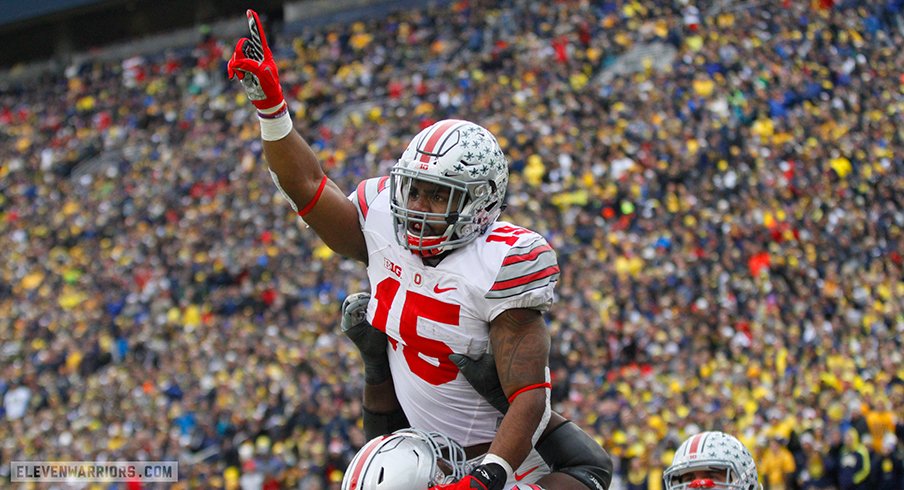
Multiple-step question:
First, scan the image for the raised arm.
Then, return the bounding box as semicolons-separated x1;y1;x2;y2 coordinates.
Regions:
227;10;366;262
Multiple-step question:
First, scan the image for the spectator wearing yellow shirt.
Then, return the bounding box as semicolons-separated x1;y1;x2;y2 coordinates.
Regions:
865;398;897;453
625;455;661;490
759;437;796;490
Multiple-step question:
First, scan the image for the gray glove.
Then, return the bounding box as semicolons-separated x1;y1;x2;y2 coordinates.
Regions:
341;292;390;385
449;353;510;414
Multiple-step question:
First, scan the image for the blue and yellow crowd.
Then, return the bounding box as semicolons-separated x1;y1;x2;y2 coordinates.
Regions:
1;0;902;489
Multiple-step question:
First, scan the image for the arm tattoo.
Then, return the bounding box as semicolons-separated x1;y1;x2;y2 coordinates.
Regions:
490;309;551;395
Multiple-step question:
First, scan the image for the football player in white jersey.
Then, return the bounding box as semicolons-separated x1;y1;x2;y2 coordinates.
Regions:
341;292;612;490
228;10;611;490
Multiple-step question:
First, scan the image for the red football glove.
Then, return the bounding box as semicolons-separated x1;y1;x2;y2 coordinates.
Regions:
227;9;285;112
430;464;506;490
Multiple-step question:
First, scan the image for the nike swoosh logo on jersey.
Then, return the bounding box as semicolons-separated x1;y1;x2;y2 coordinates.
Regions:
433;284;456;294
514;465;540;481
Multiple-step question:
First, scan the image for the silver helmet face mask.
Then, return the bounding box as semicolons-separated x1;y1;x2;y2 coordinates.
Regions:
390;120;508;256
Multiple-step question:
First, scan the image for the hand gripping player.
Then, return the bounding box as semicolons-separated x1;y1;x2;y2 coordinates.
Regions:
229;11;611;490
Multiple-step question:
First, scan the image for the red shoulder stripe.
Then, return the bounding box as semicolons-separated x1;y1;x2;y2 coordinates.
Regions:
502;243;552;266
356;180;370;219
490;265;560;291
357;177;389;221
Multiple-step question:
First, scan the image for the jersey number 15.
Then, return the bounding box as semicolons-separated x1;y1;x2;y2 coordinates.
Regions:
371;277;460;385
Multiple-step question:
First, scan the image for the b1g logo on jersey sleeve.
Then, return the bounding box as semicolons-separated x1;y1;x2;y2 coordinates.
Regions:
370;276;461;386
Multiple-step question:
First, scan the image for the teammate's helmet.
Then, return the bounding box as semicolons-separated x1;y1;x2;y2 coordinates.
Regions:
341;428;469;490
390;119;508;257
663;432;761;490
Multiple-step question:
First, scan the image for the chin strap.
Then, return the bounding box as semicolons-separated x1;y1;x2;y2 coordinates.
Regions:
406;232;448;257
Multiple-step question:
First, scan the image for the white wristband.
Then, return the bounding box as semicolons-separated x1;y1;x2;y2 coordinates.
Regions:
258;111;293;141
481;453;514;482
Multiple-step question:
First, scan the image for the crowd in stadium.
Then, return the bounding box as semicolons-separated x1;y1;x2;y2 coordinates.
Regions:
1;0;902;489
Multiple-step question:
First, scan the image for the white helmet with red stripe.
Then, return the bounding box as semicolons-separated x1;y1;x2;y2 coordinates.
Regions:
663;431;761;490
341;428;468;490
390;119;508;257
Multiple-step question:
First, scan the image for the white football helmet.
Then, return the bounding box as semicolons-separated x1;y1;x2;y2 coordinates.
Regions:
663;431;761;490
341;428;469;490
390;119;508;257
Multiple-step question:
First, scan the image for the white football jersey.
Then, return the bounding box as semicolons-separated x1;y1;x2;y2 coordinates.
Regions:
350;177;559;449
